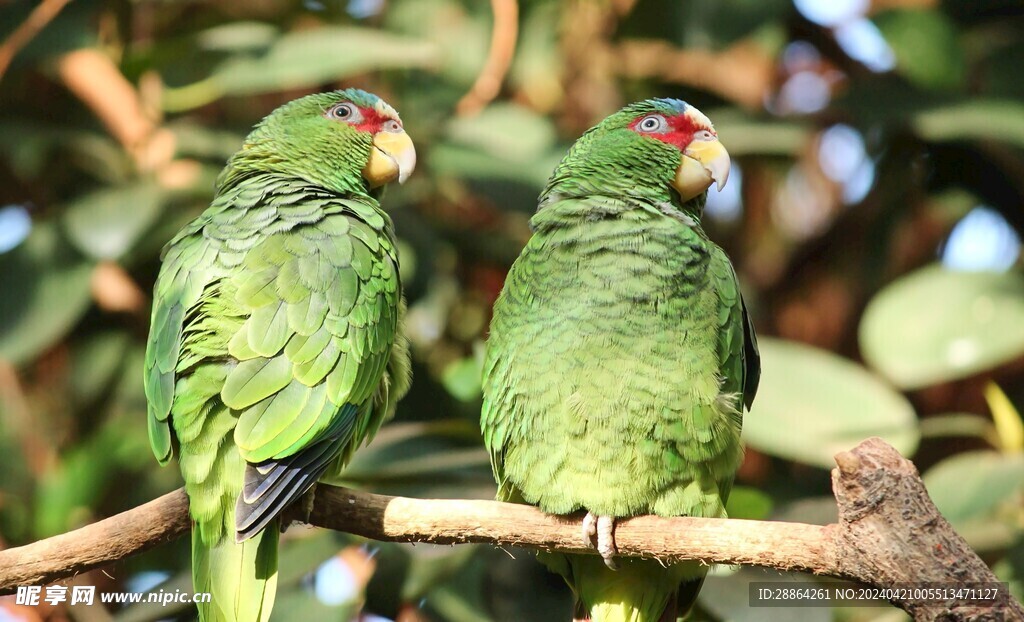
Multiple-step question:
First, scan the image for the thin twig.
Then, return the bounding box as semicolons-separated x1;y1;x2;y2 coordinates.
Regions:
0;0;73;81
456;0;519;115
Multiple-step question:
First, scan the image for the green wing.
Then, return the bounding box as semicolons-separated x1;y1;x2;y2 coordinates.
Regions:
709;243;760;432
144;176;403;541
226;207;401;539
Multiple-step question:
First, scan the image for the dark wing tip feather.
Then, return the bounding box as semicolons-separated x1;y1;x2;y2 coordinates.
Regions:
234;436;341;542
741;295;761;409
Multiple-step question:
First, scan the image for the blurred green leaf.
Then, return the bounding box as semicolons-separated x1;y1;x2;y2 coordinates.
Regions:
69;330;130;406
63;181;165;260
195;21;279;52
432;103;564;186
919;412;997;444
744;338;919;468
386;0;490;84
35;428;118;537
0;223;93;366
163;26;439;111
913;100;1024;147
682;0;791;49
875;9;965;90
442;356;483;401
327;420;494;498
713;113;810;156
860;265;1024;389
924;450;1024;524
725;485;773;520
402;546;479;602
446;104;557;162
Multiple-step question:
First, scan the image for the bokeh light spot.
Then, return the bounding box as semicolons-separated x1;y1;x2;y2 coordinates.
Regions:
942;206;1021;272
705;163;744;223
778;71;831;114
835;18;896;72
0;204;32;254
794;0;868;27
315;556;358;606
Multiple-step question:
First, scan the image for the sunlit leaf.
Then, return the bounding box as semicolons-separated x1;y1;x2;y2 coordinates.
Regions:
985;382;1024;453
744;338;919;468
859;265;1024;389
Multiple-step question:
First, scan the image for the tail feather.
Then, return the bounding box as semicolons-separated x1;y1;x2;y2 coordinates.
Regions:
193;519;279;622
548;554;706;622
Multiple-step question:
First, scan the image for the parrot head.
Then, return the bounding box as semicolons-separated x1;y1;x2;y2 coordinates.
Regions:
540;99;730;216
218;88;416;195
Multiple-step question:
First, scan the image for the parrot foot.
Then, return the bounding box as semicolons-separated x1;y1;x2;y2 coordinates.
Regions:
581;512;618;570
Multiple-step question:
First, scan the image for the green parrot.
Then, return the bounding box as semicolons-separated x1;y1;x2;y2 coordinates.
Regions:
481;99;760;622
144;89;415;622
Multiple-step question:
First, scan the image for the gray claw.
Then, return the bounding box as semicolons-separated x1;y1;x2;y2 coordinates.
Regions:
581;512;618;570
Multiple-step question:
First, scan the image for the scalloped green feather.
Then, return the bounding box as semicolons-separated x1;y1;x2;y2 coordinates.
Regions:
236;268;279;308
247;302;291;357
235;379;310;457
285;326;333;365
244;384;335;462
293;337;341;385
221;355;292;410
328;269;359;316
287;292;328;336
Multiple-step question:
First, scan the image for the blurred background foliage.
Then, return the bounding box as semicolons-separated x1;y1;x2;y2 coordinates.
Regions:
1;0;1023;620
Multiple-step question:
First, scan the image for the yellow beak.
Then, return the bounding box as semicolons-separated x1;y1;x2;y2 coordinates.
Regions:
362;129;416;188
672;138;731;202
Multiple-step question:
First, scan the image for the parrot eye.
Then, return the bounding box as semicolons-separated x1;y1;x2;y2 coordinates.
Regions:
637;115;669;133
693;129;715;141
382;119;403;133
327;103;364;124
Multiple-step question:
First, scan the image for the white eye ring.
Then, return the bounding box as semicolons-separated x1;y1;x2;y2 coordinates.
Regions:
694;129;715;141
327;102;363;124
637;114;668;133
382;119;403;133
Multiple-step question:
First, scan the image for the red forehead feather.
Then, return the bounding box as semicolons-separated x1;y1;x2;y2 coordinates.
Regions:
352;106;397;133
628;113;710;150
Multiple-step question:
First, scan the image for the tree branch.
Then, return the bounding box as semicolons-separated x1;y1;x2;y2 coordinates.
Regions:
0;438;1018;621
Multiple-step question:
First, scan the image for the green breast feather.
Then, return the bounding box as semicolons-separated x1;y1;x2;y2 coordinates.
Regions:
481;98;759;622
